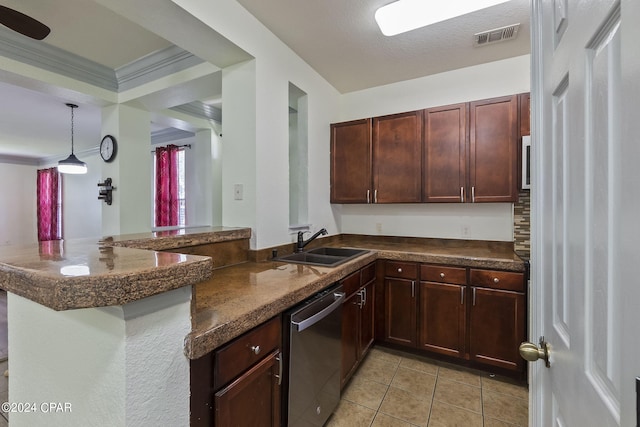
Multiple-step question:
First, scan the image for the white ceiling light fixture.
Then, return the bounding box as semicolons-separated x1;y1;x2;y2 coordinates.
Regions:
58;103;87;175
375;0;513;36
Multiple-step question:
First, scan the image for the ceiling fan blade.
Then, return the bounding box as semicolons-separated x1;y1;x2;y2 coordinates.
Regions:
0;5;50;40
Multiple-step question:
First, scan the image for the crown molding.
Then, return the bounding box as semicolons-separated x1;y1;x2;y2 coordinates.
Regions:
171;102;222;123
0;154;40;166
38;147;100;167
151;128;195;145
115;45;204;91
0;27;117;90
0;27;204;93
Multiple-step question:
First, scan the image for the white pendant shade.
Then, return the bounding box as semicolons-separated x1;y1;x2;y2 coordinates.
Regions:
58;153;87;174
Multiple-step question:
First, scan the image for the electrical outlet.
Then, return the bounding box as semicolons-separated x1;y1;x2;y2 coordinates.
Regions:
376;223;383;234
233;184;243;200
461;225;470;237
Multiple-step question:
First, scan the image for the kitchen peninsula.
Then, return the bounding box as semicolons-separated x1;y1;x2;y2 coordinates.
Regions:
0;228;526;427
0;227;243;427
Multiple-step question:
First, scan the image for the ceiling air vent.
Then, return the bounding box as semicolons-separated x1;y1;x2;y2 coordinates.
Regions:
474;23;520;47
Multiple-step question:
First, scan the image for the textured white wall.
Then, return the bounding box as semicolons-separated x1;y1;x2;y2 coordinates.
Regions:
0;163;37;246
0;157;102;245
101;104;152;236
7;287;191;427
59;154;103;240
174;0;342;249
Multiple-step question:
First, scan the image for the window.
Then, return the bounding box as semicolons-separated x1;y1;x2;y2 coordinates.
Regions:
153;145;186;228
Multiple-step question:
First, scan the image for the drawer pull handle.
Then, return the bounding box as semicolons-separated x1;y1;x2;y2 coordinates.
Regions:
493;277;500;283
397;268;402;273
275;352;282;386
251;345;261;355
440;272;445;278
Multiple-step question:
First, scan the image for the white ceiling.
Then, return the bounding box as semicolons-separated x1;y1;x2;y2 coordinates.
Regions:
236;0;531;93
0;0;531;161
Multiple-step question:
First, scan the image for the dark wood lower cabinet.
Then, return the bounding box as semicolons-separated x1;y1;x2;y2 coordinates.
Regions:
418;281;466;358
342;290;360;385
384;277;416;347
214;350;281;427
383;261;526;375
468;287;526;372
341;264;376;388
359;281;375;355
191;316;282;427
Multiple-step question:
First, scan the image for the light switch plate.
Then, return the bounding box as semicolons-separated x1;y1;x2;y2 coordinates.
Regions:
233;184;243;200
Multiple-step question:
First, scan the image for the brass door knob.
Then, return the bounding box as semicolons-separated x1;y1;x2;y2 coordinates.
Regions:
519;337;551;368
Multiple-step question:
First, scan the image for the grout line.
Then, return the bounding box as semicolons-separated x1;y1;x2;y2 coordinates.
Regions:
426;373;437;427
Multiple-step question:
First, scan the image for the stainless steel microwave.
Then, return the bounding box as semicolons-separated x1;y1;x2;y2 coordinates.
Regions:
522;135;531;189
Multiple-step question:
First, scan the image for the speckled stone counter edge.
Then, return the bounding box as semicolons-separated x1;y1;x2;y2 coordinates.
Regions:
185;248;525;359
0;256;213;311
103;227;251;251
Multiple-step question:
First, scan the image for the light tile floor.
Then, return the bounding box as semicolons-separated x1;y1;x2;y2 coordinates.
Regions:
328;346;529;427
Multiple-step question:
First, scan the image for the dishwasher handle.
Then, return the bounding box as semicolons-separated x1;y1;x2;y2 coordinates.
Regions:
292;291;345;332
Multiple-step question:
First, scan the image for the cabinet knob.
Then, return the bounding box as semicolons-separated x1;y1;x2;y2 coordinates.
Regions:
440;272;445;278
250;345;261;355
493;277;499;283
397;268;402;273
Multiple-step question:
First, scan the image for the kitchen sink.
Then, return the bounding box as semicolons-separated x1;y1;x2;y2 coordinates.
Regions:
274;247;369;267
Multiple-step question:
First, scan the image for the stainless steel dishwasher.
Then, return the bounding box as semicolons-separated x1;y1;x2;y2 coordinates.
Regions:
284;283;345;427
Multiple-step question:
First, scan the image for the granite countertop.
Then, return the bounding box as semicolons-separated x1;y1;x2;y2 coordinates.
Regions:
186;237;526;359
0;227;248;311
101;226;251;251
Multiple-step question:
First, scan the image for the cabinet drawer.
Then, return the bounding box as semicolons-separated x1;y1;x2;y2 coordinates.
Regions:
213;316;281;390
385;261;418;279
362;262;376;284
341;270;362;297
469;269;524;292
421;265;467;285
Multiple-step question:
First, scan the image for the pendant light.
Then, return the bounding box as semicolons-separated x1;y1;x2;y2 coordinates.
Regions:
58;103;87;174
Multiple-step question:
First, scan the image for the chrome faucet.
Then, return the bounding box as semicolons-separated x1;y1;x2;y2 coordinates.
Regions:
296;228;328;252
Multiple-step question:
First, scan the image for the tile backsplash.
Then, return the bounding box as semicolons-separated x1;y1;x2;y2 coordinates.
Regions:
514;190;530;259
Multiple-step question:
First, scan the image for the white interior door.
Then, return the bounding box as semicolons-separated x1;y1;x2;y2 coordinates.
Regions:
530;0;640;426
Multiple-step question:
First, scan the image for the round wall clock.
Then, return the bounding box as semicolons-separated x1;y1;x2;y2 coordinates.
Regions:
100;135;117;162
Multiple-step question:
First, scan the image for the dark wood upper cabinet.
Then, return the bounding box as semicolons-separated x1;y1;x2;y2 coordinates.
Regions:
331;93;523;204
330;119;372;203
372;111;423;203
469;95;518;203
423;103;468;202
518;92;531;137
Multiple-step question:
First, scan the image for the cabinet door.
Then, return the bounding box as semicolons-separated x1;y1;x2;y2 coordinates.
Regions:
417;282;466;358
341;291;360;387
468;287;525;372
518;92;531;137
372;111;422;203
469;95;518;202
330;119;372;203
214;350;281;427
359;280;375;357
384;278;416;347
423;103;468;202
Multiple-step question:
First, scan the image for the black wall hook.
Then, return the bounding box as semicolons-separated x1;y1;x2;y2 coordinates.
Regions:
98;178;116;205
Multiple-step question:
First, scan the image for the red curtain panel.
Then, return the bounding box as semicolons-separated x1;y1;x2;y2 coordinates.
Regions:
155;145;180;227
36;167;61;241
